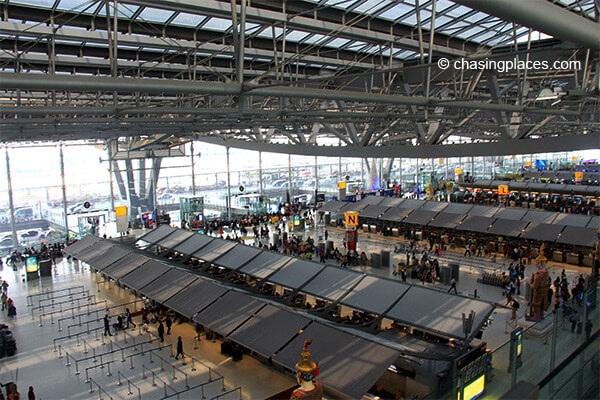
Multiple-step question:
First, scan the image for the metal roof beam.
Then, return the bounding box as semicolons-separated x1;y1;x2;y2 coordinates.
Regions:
453;0;600;50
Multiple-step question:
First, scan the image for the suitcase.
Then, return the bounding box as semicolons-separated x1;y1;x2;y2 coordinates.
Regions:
4;339;16;356
221;342;232;355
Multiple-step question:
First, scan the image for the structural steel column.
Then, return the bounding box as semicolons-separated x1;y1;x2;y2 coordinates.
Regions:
4;146;18;249
59;143;69;238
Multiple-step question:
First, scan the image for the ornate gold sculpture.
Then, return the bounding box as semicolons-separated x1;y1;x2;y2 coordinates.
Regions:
290;339;323;400
528;242;550;321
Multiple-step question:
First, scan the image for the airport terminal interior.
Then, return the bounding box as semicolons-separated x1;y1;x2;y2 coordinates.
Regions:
0;0;599;399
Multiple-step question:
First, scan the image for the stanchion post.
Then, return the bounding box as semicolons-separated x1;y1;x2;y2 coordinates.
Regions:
107;362;112;377
83;339;88;354
130;355;135;370
121;349;126;363
74;360;80;375
89;379;94;393
99;354;104;368
65;352;71;367
191;357;196;372
92;347;97;362
58;344;63;359
127;381;133;396
39;314;43;327
149;349;154;364
151;371;157;387
172;366;177;381
50;312;55;325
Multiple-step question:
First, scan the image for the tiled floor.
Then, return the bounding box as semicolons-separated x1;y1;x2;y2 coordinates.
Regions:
0;222;596;399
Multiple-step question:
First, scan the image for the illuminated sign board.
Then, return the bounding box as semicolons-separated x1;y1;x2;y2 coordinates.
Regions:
458;374;485;400
26;256;39;273
344;212;359;227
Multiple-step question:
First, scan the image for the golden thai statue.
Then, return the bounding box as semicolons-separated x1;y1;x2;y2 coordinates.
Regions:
528;242;550;321
290;339;323;400
426;181;434;200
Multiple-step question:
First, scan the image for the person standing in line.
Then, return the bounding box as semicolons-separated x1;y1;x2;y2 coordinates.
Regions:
103;313;112;336
125;308;136;329
175;336;184;359
165;314;172;335
27;386;36;400
157;321;165;342
448;276;458;294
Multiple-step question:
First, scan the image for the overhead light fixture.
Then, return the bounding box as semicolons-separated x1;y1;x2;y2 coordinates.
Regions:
535;87;557;101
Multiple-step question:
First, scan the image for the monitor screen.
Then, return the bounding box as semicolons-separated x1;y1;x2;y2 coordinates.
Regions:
26;256;39;273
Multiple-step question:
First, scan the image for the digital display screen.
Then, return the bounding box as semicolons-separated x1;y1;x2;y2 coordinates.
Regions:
459;374;485;400
26;256;39;273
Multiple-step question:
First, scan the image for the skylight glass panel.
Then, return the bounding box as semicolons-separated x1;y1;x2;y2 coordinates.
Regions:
255;27;284;39
243;23;260;34
515;30;553;43
201;17;233;32
322;38;352;49
393;49;417;59
431;15;453;28
451;26;486;40
138;7;176;23
171;12;204;27
344;40;371;50
464;13;489;23
352;0;393;14
282;30;311;42
378;3;415;20
301;33;326;45
10;0;53;7
116;4;140;18
439;4;472;18
55;0;98;13
400;10;431;25
471;30;498;43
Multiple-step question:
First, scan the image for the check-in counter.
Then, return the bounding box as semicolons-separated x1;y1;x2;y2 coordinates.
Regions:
498;242;505;254
582;255;593;267
392;228;399;237
362;224;369;232
566;253;579;265
552;251;564;263
369;225;377;233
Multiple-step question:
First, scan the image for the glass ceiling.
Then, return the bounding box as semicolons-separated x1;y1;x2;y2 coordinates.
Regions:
7;0;595;64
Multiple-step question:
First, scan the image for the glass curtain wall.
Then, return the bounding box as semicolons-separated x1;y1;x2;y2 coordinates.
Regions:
0;142;597;252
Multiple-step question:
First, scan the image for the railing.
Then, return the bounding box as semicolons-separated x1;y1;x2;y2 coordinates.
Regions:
537;329;599;399
26;285;85;307
210;387;243;400
161;377;227;400
423;286;599;399
87;377;114;400
117;371;142;400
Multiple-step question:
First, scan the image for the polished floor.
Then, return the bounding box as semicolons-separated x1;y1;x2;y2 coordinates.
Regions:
0;222;596;400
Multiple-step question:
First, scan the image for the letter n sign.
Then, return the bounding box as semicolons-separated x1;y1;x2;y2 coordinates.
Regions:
345;211;359;227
